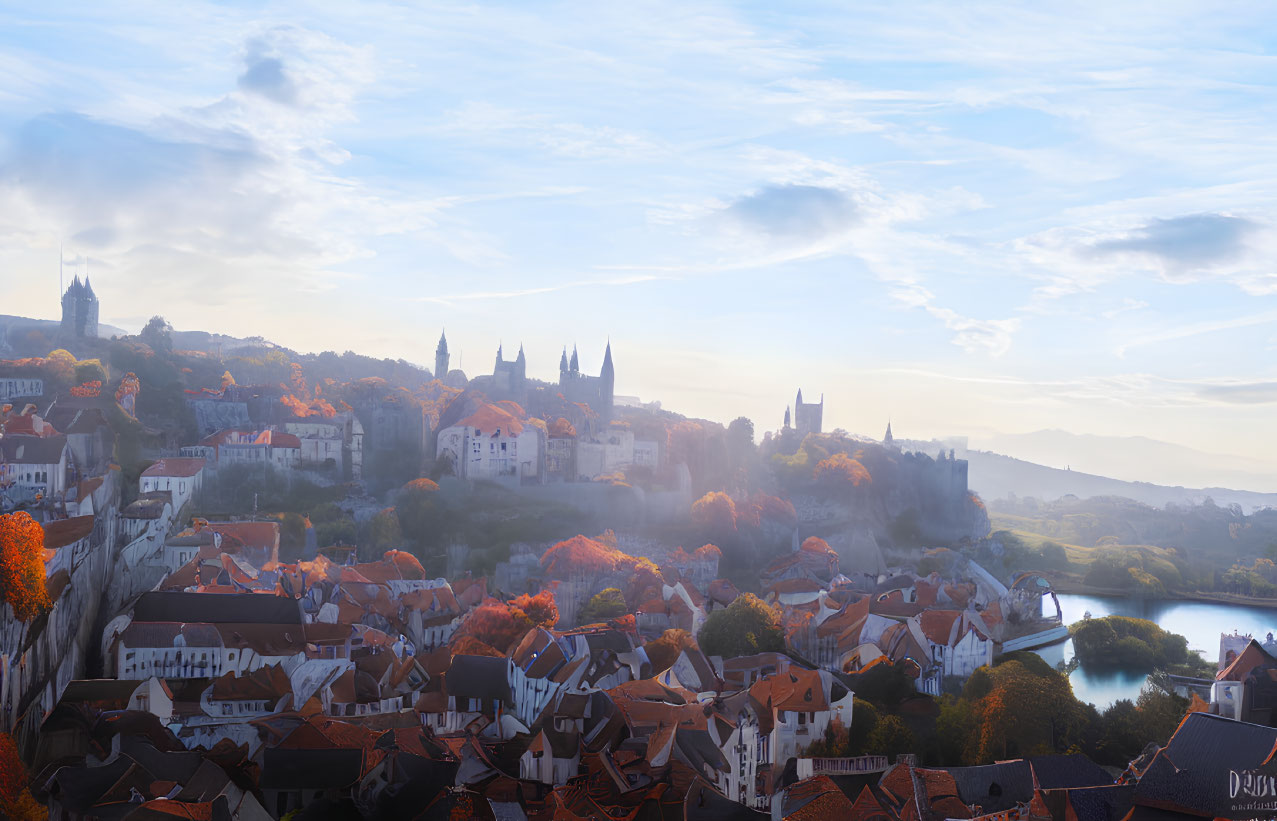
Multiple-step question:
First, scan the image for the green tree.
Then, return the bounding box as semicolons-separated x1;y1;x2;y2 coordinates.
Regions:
140;315;173;353
278;513;308;562
74;359;106;385
697;593;784;658
866;715;916;761
580;588;628;624
366;507;404;557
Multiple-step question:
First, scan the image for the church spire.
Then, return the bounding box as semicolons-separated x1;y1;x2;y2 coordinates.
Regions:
601;339;613;376
516;343;525;364
559;346;568;373
570;345;579;373
884;420;895;448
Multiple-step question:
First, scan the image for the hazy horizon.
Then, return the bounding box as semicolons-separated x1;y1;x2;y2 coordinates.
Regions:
5;3;1277;484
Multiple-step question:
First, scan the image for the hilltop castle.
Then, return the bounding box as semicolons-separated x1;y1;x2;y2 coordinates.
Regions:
559;342;615;421
492;343;528;399
783;389;823;438
60;276;99;339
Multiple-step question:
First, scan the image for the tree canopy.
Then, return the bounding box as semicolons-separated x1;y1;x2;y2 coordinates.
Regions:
697;593;784;658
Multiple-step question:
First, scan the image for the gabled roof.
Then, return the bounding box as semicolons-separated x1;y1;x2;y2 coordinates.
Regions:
1217;639;1277;682
132;591;302;624
1029;753;1113;790
43;514;96;549
1132;712;1277;817
943;760;1035;813
0;432;68;463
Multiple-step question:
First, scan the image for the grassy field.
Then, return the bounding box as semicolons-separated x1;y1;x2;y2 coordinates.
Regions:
990;515;1178;567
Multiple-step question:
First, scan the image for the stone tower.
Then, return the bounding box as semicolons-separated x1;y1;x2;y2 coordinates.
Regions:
793;389;823;438
600;340;615;421
60;275;99;339
435;331;449;381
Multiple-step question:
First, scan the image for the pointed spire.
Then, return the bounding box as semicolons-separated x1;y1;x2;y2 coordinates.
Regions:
437;330;448;351
570;345;579;373
884;421;894;446
784;407;791;428
601;339;614;375
516;343;525;363
559;346;569;372
796;389;804;406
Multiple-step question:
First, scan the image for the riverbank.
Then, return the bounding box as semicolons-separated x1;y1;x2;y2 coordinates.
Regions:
1049;576;1277;611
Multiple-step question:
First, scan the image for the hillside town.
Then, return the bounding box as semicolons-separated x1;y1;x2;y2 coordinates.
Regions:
0;291;1274;820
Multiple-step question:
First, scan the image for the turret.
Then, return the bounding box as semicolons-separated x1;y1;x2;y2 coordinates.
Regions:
600;340;615;420
784;407;791;429
435;331;450;380
495;343;504;369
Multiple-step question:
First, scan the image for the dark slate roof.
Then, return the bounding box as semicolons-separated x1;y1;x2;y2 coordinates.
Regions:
260;747;365;790
446;655;512;704
132;591;304;625
943;760;1035;813
1064;784;1136;821
0;433;68;464
1133;712;1277;818
684;779;771;819
43;756;141;814
1029;753;1113;789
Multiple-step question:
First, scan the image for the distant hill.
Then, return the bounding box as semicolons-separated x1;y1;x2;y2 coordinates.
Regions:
970;429;1276;493
0;313;274;358
967;449;1277;513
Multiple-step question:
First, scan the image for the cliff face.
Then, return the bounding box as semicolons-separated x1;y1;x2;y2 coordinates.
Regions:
792;443;989;555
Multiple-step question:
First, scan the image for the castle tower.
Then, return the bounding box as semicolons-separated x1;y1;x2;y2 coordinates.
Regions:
60;274;99;339
600;341;615;420
559;347;569;375
435;331;449;380
793;389;823;438
784;406;791;429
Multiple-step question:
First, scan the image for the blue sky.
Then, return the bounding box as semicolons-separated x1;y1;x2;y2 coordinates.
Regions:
3;1;1277;479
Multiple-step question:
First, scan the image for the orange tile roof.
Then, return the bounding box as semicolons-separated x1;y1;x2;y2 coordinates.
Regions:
455;402;524;435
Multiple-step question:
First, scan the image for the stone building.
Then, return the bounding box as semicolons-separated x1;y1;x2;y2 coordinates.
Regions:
60;276;99;339
558;342;615;421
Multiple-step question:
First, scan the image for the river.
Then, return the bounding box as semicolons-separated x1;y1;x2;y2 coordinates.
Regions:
1029;593;1277;708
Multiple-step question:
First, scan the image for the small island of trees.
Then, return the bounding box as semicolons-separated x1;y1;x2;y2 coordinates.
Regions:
1069;615;1201;672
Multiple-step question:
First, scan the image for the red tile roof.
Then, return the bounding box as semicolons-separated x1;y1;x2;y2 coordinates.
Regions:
455;402;524;436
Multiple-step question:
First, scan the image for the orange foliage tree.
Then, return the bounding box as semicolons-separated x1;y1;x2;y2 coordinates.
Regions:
0;512;50;621
691;491;737;537
0;731;42;821
69;380;102;398
813;452;872;488
511;589;559;629
644;628;697;672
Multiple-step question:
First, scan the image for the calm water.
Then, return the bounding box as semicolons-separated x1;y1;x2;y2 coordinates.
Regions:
1030;593;1277;708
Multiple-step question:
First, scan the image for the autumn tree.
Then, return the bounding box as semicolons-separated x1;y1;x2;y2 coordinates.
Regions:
74;359;106;385
691;491;737;540
697;593;784;658
457;601;530;654
44;349;77;383
0;512;50;621
0;732;43;821
813;452;871;489
580;588;627;624
512;590;559;629
644;628;698;673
